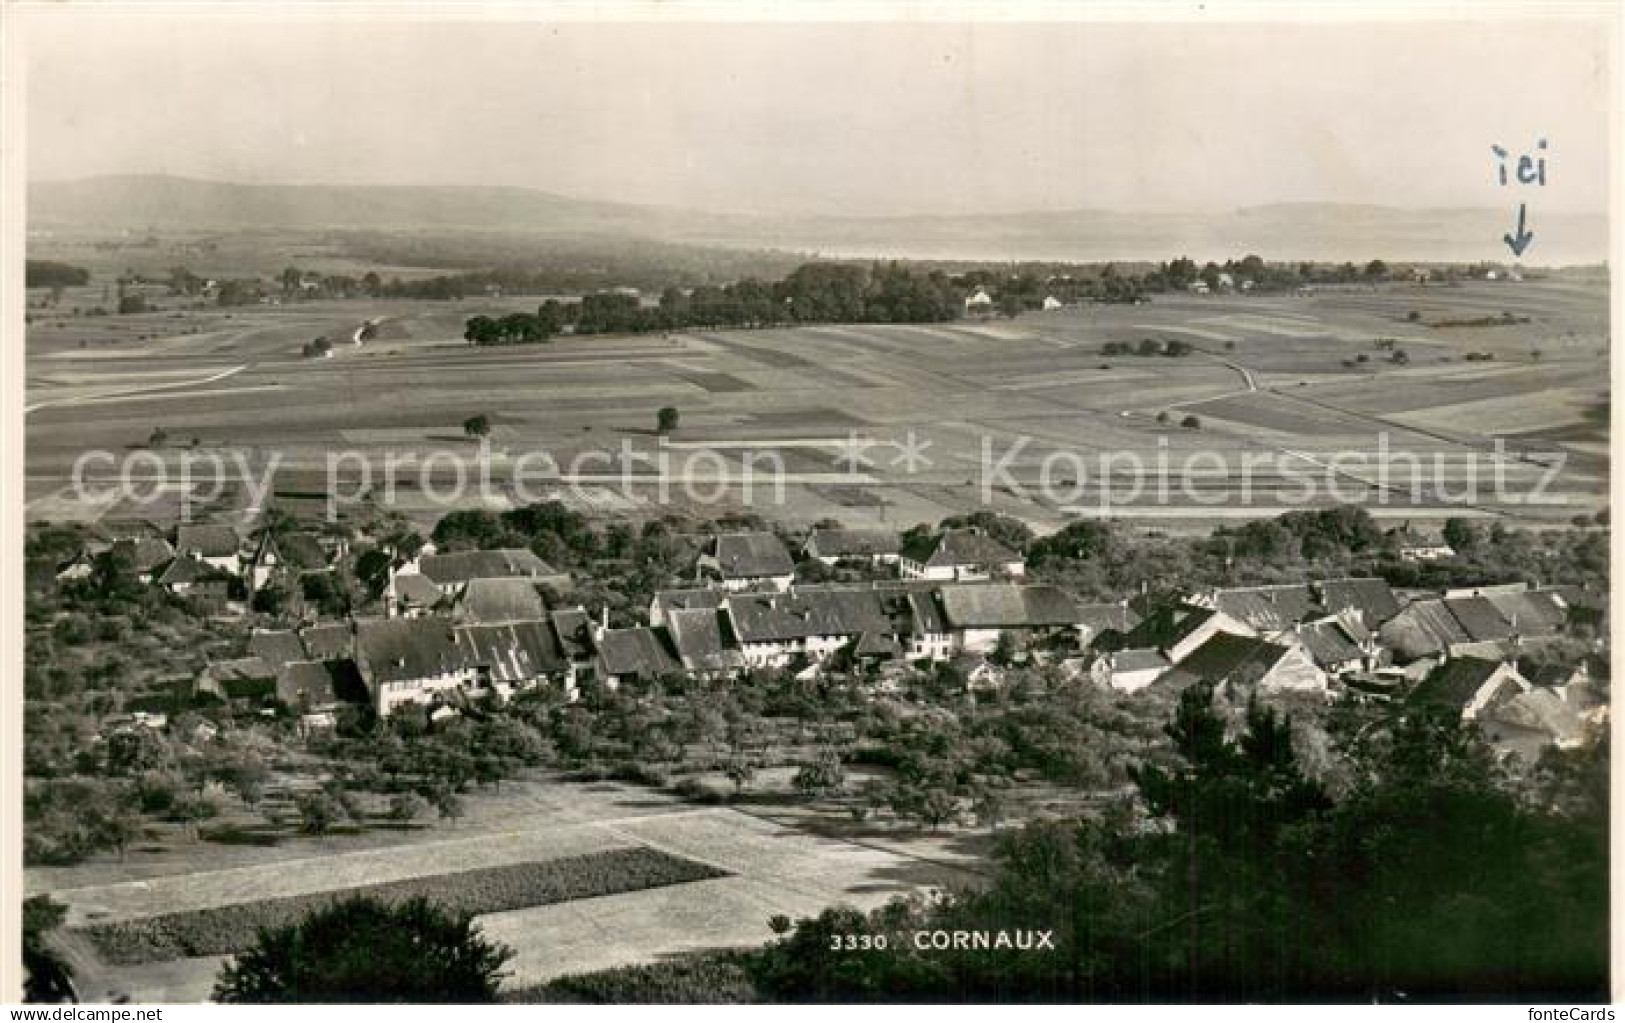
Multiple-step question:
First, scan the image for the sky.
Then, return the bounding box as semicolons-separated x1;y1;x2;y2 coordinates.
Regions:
21;9;1616;217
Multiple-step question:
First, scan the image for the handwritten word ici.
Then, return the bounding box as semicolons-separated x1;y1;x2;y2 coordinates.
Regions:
1492;139;1548;187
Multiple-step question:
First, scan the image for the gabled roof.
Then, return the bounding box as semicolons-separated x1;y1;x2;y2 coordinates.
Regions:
276;532;331;571
1316;577;1401;625
175;524;241;559
550;609;595;660
455;577;547;623
275;658;367;708
1380;599;1473;658
1443;596;1514;642
726;588;893;643
1482;687;1584;744
707;533;795;579
1483;589;1568;636
392;572;443;607
665;607;746;673
851;631;904;659
454;620;567;681
937;583;1079;629
653;588;729;614
597;626;682;679
1075;602;1142;636
419;548;559;586
905;590;946;635
248;629;307;670
1212;585;1314;631
1294;619;1365;668
921;528;1022;569
157;555;231;586
110;537;175;573
199;656;278;702
1173;633;1293;686
354;617;463;685
1409;656;1523;714
1122;604;1218;651
301;622;355;660
806;528;901;558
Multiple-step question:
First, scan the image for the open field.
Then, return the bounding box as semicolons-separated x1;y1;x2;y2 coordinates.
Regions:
25;279;1608;533
28;772;979;1003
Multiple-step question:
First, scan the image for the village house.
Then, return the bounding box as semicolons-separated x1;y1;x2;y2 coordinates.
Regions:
964;287;994;313
416;548;569;596
900;527;1025;582
1379;586;1570;662
107;536;176;583
1119;603;1257;664
1292;612;1382;676
802;527;902;568
1407;656;1530;722
451;576;549;624
1092;647;1173;693
648;587;728;628
246;531;338;592
934;582;1083;655
1158;632;1328;698
174;524;245;575
694;532;796;591
385;569;444;618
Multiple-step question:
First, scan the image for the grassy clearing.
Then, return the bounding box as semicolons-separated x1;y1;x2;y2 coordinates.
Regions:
76;846;728;965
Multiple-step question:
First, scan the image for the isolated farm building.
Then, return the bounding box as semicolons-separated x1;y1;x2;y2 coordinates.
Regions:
1092;647;1173;693
1159;633;1327;697
453;577;548;624
935;583;1082;655
1187;280;1210;295
1198;584;1315;633
964;287;994;312
1121;603;1257;664
385;569;445;618
1389;527;1456;561
418;548;568;595
663;607;748;678
1314;577;1401;627
900;528;1025;582
802;528;902;567
174;524;244;574
648;587;729;627
595;626;683;687
1407;656;1529;723
1042;296;1064;311
695;532;795;591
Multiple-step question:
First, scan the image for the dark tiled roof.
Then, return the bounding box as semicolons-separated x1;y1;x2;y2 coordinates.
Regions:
1410;656;1518;712
354;618;463;685
727;588;893;643
1213;585;1314;630
1316;577;1400;625
1444;596;1514;642
248;629;307;670
597;627;683;679
852;631;904;658
200;656;278;702
392;572;443;607
110;537;175;573
420;548;559;586
550;609;595;660
275;658;367;708
454;620;567;681
301;622;355;660
937;583;1079;629
157;555;230;586
1294;620;1365;668
456;577;547;623
175;524;241;559
1483;590;1568;636
654;588;729;614
807;528;901;558
276;532;331;571
709;533;795;579
1075;602;1142;635
1122;604;1218;651
665;608;746;674
1112;647;1172;674
923;528;1021;569
1175;633;1291;686
905;590;946;635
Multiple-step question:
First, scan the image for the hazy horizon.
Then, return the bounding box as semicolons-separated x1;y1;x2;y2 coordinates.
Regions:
22;13;1614;219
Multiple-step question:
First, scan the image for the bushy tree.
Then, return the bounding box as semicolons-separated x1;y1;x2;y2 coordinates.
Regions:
213;896;513;1003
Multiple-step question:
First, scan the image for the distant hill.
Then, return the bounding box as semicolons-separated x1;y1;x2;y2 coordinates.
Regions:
28;175;1609;265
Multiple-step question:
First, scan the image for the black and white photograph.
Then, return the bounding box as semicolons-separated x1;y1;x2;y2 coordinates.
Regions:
4;1;1618;1007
